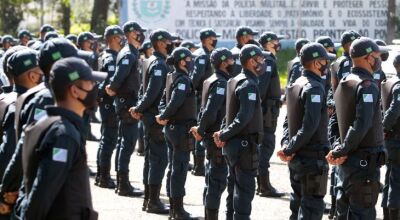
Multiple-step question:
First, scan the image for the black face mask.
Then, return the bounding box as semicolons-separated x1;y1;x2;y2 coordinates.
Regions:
119;37;126;47
226;63;235;74
381;53;389;62
136;32;145;45
185;60;195;73
254;60;266;75
166;43;174;55
211;39;218;48
318;61;329;75
77;85;99;109
274;42;281;52
367;55;382;72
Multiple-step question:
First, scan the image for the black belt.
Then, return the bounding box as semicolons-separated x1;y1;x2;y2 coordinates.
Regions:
296;149;327;159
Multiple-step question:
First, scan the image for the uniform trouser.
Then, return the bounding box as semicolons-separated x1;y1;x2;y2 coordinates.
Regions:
115;125;122;172
257;128;275;176
165;124;191;198
195;97;205;157
116;120;138;172
142;120;168;185
98;103;118;168
203;137;228;210
138;121;144;149
224;136;258;220
289;168;301;220
336;157;381;220
382;139;400;209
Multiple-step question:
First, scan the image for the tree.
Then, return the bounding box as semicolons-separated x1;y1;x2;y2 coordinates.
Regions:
0;0;31;35
59;0;71;35
387;0;396;43
90;0;109;34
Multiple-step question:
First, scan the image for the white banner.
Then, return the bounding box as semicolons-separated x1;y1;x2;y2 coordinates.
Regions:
122;0;388;41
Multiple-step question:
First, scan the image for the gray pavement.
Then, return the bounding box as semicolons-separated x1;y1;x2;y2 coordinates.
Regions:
87;106;384;219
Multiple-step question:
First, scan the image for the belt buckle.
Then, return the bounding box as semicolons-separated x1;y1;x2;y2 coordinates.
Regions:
119;98;125;103
241;140;248;147
360;159;368;167
105;104;110;109
169;125;175;130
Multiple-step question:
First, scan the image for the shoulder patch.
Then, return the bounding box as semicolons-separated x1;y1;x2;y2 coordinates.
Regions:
33;108;47;121
248;92;256;101
342;72;349;78
236;59;241;65
216;87;225;95
373;73;380;80
52;148;68;163
108;65;115;72
198;59;205;65
311;94;321;103
397;94;400;101
266;66;272;72
321;75;327;79
122;59;129;65
178;83;186;91
362;94;373;103
154;69;162;76
344;60;349;67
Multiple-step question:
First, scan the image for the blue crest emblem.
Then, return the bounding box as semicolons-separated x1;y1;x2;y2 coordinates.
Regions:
133;0;170;23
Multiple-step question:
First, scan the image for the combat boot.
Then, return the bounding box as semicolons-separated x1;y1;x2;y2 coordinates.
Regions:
205;208;218;220
147;185;169;214
191;156;205;176
98;166;116;189
137;137;144;156
94;166;100;186
172;197;198;220
169;197;174;220
116;172;143;197
328;196;336;219
258;172;284;198
142;184;149;211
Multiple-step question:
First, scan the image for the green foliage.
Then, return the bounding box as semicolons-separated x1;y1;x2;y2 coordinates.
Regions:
70;23;90;35
276;48;297;87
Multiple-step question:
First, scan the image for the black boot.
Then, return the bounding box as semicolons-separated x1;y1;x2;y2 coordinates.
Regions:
258;172;284;198
116;172;144;197
137;137;144;156
98;166;116;189
94;166;100;186
256;176;260;195
142;184;149;211
205;208;218;220
390;209;399;220
169;198;174;220
147;185;169;214
328;196;336;219
191;156;205;176
172;197;198;220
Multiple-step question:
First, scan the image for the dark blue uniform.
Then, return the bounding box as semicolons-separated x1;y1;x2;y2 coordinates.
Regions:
136;51;169;186
197;70;229;211
220;69;263;219
109;43;141;175
285;70;329;220
97;49;118;187
159;69;196;199
21;107;97;219
333;67;385;220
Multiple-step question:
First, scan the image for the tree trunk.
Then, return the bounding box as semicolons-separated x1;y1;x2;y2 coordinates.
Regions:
60;0;71;35
387;0;396;43
0;0;24;35
90;0;110;34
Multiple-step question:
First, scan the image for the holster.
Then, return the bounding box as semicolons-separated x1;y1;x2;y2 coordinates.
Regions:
300;169;328;196
263;99;280;129
347;180;380;208
387;147;400;165
166;124;194;152
204;137;225;166
143;114;165;144
237;135;259;170
99;103;118;127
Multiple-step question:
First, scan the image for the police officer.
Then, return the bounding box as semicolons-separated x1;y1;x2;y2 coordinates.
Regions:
39;24;55;42
66;34;78;47
191;28;221;176
139;41;153;59
326;37;388;219
2;35;15;52
130;29;174;214
44;31;60;42
181;40;199;53
213;44;264;219
256;31;285;198
331;31;360;90
230;26;259;77
156;47;197;220
315;36;335;92
190;47;233;219
105;21;146;197
77;32;99;70
0;38;78;219
278;43;335;219
381;54;400;220
17;30;32;47
0;49;43;217
96;25;124;189
372;39;388;89
20;57;105;220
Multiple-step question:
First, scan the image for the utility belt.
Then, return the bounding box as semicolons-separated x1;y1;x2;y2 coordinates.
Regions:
296;148;328;160
346;148;387;169
203;137;225;166
98;95;114;106
263;99;280;128
301;169;328;197
235;133;262;145
166;123;195;152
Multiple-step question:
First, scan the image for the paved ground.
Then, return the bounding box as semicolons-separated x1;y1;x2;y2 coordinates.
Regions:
87;106;384;219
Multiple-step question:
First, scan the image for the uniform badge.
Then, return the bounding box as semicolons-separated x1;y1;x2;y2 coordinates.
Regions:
373;73;380;80
33;108;47;121
344;60;349;67
52;148;68;163
108;65;115;72
236;59;241;65
198;59;205;65
342;72;349;78
178;83;186;91
216;87;225;95
248;93;256;101
122;59;129;65
311;94;321;103
397;94;400;101
154;69;162;76
362;94;373;103
266;66;271;72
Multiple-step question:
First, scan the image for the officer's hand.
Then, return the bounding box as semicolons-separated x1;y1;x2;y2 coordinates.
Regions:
326;151;347;165
129;107;143;120
105;85;116;96
328;106;334;117
155;115;168;126
3;192;18;204
0;202;11;215
190;126;202;141
277;150;294;162
213;131;225;148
